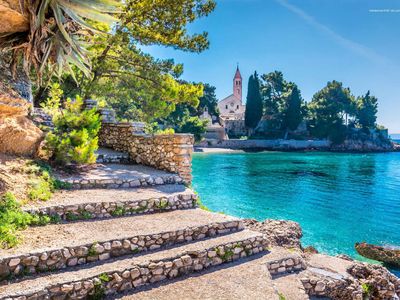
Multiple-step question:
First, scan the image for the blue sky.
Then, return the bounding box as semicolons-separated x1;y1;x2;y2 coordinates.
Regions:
144;0;400;133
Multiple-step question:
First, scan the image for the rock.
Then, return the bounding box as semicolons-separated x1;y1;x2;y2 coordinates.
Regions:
304;246;319;254
0;59;43;156
355;242;400;267
243;219;302;248
0;0;29;34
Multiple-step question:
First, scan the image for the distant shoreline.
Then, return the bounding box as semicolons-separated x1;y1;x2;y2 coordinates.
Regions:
195;138;399;153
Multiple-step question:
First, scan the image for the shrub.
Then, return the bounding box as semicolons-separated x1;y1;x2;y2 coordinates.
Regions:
0;193;33;248
176;116;208;142
45;94;101;165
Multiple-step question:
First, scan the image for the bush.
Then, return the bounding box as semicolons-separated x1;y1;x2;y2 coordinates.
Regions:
176;116;208;142
45;96;101;165
0;193;32;248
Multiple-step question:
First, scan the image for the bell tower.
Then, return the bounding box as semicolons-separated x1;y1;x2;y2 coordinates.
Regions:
233;65;242;100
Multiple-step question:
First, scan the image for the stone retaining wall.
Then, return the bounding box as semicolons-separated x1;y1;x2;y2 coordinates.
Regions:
300;273;362;299
3;235;267;300
24;193;198;222
99;123;194;184
63;173;182;190
0;220;243;282
266;255;306;276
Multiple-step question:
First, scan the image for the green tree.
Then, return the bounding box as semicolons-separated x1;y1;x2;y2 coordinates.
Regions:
198;84;220;118
308;81;354;143
260;71;305;136
45;0;216;121
260;71;286;117
282;84;304;132
356;91;378;130
245;72;263;129
175;116;208;142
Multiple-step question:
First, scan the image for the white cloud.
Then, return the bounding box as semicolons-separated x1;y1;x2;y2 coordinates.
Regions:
275;0;389;65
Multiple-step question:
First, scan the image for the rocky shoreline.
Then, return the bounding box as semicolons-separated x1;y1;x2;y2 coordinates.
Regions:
195;139;399;153
244;218;400;300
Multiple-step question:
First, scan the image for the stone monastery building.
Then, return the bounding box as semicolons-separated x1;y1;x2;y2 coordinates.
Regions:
217;66;246;120
217;66;247;137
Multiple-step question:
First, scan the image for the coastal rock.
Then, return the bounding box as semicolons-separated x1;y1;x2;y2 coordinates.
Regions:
243;219;302;248
331;139;394;152
355;242;400;268
347;262;400;299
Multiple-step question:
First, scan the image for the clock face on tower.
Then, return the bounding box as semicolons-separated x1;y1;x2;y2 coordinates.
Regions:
230;102;234;107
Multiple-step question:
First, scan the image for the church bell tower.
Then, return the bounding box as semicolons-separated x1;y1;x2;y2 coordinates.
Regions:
233;66;242;100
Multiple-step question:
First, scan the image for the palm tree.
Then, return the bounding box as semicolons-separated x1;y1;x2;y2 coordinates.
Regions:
0;0;119;102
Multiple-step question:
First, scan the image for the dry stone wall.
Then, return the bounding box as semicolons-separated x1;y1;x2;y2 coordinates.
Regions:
0;220;243;282
99;123;194;184
2;235;267;300
24;192;198;222
266;255;306;276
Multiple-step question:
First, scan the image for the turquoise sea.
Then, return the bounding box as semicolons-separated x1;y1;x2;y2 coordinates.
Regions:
192;151;400;274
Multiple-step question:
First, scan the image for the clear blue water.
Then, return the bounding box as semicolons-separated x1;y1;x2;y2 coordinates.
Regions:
192;151;400;274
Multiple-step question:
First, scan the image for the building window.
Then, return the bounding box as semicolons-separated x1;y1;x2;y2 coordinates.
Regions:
237;105;239;109
225;105;228;109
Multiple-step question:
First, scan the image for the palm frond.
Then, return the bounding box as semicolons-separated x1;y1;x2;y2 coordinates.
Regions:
1;0;121;82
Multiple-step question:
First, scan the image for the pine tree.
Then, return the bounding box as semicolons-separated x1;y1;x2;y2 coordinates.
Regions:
245;72;263;129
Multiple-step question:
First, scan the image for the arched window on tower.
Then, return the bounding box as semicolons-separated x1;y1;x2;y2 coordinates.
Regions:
237;105;239;109
225;105;228;109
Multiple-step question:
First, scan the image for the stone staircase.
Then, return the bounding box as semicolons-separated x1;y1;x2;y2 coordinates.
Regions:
0;162;270;300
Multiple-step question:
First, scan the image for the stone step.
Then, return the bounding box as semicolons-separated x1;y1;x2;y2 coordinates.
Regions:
0;230;267;300
96;148;131;164
23;185;197;221
54;164;183;190
0;209;243;282
265;248;306;277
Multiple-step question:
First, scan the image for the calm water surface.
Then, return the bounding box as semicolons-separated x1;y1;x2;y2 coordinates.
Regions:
192;151;400;273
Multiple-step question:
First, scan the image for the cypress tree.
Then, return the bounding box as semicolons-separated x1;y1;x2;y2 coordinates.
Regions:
245;71;263;129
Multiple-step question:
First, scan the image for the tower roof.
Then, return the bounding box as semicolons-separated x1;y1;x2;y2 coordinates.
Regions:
234;65;242;79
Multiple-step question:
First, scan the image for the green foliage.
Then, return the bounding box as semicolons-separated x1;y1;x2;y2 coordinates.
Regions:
1;0;120;81
25;160;59;201
51;0;216;122
89;282;106;300
155;200;168;210
66;212;80;222
356;91;378;130
98;273;111;283
308;81;355;143
198;84;220;118
175;116;208;142
215;247;234;262
45;89;101;165
245;72;263;129
0;193;33;248
281;84;304;131
111;207;126;217
89;243;99;256
362;282;374;298
145;123;175;135
260;71;305;135
278;293;287;300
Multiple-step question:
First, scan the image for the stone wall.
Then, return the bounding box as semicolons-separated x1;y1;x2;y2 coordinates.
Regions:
3;232;266;300
266;255;306;276
24;192;198;222
99;123;194;183
0;220;243;282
